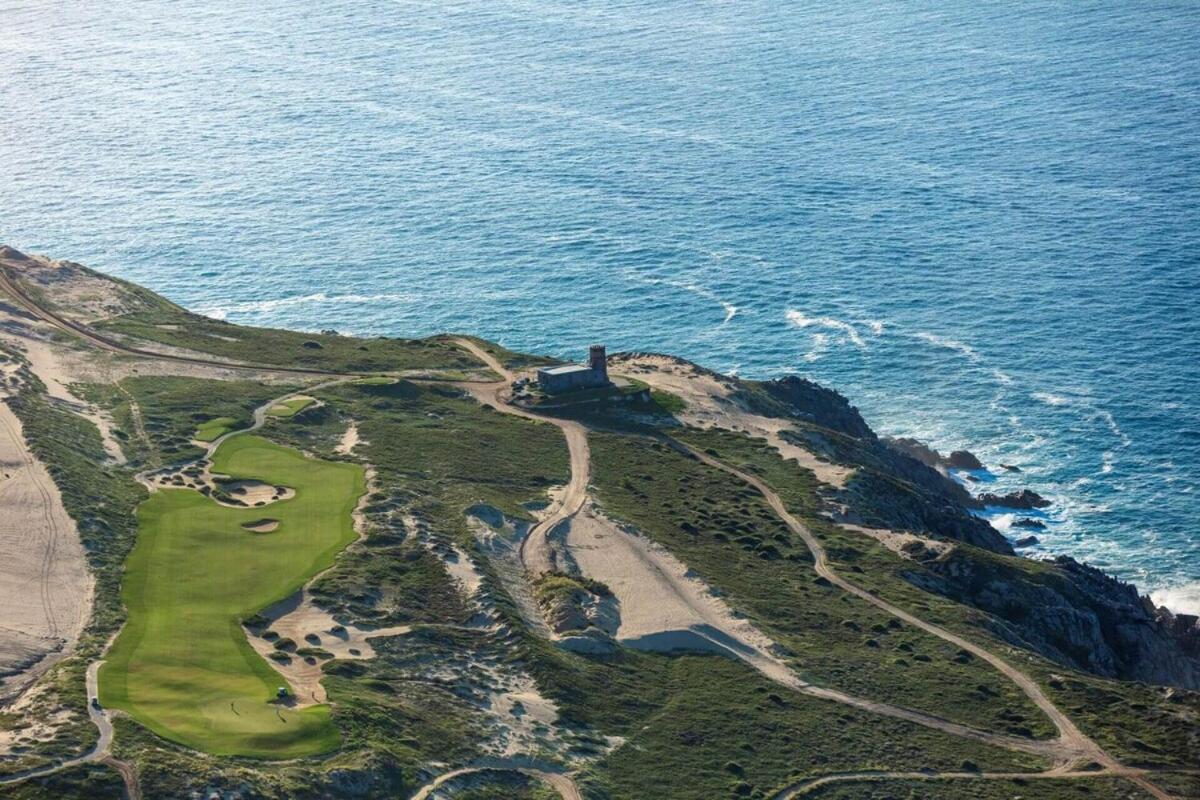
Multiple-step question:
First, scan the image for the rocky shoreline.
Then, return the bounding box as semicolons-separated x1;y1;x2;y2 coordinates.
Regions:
748;375;1200;690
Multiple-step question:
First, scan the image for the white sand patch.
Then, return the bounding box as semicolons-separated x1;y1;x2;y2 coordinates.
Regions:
240;518;280;533
335;421;362;455
444;544;484;599
14;339;126;464
611;354;853;488
220;479;295;506
0;398;93;699
565;504;800;687
246;590;411;707
840;523;953;561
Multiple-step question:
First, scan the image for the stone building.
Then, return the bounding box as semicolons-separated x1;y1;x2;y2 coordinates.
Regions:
537;345;610;394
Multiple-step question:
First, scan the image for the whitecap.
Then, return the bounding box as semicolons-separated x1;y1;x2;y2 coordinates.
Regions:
1032;392;1070;407
1151;583;1200;616
198;291;417;318
803;332;829;362
785;309;866;348
915;331;980;361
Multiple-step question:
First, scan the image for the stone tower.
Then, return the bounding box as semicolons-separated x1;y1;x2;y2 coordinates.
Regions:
589;344;608;381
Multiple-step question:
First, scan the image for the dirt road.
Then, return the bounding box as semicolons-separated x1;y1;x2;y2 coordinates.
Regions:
452;339;590;577
409;760;583;800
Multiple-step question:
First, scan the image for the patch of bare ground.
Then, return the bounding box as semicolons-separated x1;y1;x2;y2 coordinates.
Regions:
0;372;93;704
838;522;955;561
0;247;157;324
562;503;800;685
240;518;279;533
610;353;853;488
335;420;362;455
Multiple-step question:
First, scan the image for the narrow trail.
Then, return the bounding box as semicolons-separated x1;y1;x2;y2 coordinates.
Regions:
0;658;139;799
771;765;1192;799
0;277;1177;799
0;264;344;378
452;339;589;577
671;440;1174;800
450;340;1175;800
409;759;583;800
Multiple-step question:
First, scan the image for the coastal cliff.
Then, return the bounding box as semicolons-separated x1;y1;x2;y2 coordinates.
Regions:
735;372;1200;689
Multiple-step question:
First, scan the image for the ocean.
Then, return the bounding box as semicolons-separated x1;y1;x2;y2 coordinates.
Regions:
3;1;1198;611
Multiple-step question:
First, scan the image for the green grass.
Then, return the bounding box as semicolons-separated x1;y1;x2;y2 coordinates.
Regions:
194;416;238;442
99;434;365;758
97;309;481;373
266;396;315;418
582;431;1055;739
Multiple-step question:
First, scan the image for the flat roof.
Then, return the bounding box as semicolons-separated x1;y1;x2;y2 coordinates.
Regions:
539;364;592;376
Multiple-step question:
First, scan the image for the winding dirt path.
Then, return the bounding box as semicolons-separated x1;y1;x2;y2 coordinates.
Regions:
671;440;1173;800
450;340;1174;800
409;760;583;800
452;339;589;577
0;658;139;799
0;276;1175;799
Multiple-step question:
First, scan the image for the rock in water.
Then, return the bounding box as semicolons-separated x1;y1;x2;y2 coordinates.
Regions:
1013;518;1047;530
1014;535;1040;547
999;463;1022;473
948;450;984;470
976;489;1051;510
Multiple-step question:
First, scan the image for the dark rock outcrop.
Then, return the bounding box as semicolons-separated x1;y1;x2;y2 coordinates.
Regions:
751;375;875;440
947;450;984;470
1014;535;1040;547
977;489;1051;510
906;553;1200;689
1013;518;1047;530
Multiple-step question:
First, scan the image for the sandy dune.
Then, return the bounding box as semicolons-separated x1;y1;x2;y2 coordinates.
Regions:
335;421;362;455
611;353;853;488
0;398;93;697
564;504;799;685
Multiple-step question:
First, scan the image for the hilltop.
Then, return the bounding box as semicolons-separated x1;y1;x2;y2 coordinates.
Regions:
0;247;1196;800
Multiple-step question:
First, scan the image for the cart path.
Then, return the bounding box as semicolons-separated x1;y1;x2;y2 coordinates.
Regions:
409;759;583;800
452;339;589;577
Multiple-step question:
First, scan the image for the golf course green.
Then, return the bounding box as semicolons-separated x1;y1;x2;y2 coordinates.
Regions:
99;434;365;758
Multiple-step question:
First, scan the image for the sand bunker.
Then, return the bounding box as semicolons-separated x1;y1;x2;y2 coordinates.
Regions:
611;354;853;488
246;590;411;707
220;479;295;506
241;518;279;533
563;504;798;686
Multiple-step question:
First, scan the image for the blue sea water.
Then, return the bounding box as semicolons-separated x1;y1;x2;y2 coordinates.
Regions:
3;2;1198;609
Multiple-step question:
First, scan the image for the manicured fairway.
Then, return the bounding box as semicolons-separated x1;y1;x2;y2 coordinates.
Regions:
266;396;315;418
194;416;238;442
99;435;364;758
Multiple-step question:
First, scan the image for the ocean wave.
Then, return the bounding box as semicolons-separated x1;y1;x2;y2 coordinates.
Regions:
628;274;740;326
915;331;980;361
803;332;830;362
1032;391;1070;407
1151;583;1200;616
785;309;867;348
199;292;418;320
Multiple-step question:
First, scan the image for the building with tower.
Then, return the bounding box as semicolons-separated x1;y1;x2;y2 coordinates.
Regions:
536;344;611;394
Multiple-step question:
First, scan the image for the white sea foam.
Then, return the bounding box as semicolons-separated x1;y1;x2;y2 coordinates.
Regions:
1032;391;1070;407
915;331;980;361
1151;583;1200;616
200;292;417;320
631;274;739;326
803;332;830;362
785;309;867;348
